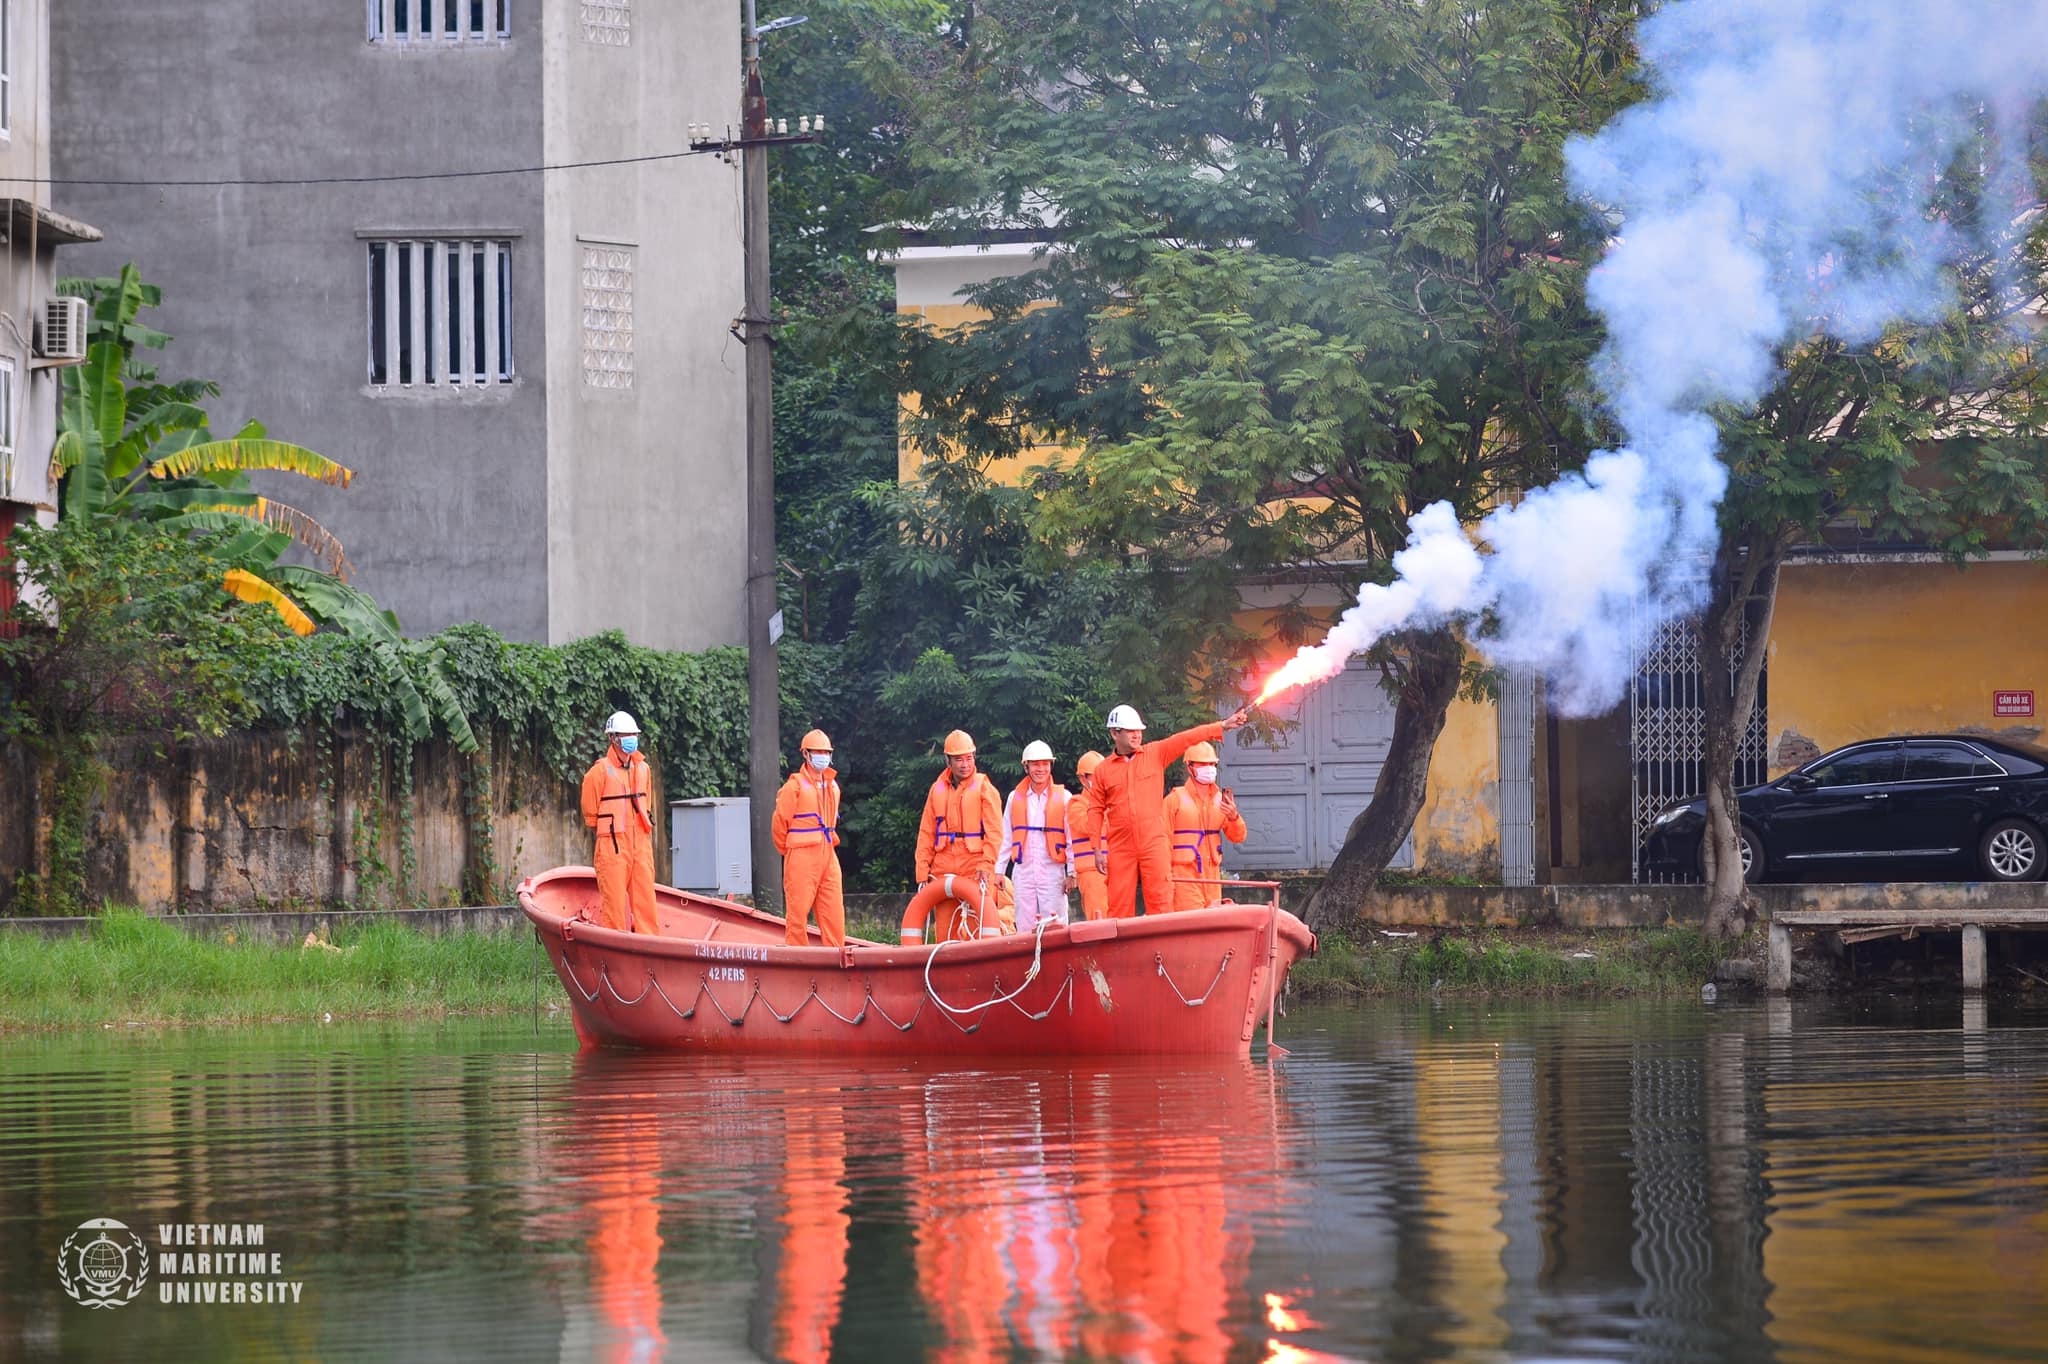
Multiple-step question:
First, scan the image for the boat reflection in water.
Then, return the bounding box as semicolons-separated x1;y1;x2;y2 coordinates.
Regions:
556;1048;1309;1362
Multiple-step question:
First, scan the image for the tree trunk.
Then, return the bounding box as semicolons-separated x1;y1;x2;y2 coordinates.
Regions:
1303;624;1465;931
1698;530;1784;941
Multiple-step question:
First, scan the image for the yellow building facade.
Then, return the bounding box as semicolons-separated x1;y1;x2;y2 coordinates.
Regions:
1768;557;2048;768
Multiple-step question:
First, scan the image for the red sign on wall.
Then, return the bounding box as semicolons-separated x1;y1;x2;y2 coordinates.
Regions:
1995;690;2034;717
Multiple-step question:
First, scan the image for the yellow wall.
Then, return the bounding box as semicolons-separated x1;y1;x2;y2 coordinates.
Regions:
1416;694;1501;874
896;302;1079;488
1768;560;2048;771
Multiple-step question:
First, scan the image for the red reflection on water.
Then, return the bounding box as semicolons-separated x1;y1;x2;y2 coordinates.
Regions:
577;1077;667;1363
901;1061;1272;1363
774;1077;849;1364
554;1051;1302;1361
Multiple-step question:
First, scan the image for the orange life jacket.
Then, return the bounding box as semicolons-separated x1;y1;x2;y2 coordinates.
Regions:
924;773;996;865
1069;786;1099;861
1006;782;1071;865
1164;785;1237;875
585;752;654;856
775;768;840;851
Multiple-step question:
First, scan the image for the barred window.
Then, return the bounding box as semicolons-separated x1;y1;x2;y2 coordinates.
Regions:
369;0;509;43
0;356;15;478
367;239;513;387
581;1;630;46
581;245;635;389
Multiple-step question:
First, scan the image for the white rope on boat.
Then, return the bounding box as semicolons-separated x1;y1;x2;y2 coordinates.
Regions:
924;916;1056;1018
1156;949;1233;1007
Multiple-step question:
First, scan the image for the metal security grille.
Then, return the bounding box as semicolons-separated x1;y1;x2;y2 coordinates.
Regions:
1630;614;1769;882
367;240;513;387
1498;670;1538;886
369;0;509;41
580;0;631;45
580;245;635;389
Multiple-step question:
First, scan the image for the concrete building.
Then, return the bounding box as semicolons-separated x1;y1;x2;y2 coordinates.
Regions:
0;0;103;619
50;0;745;650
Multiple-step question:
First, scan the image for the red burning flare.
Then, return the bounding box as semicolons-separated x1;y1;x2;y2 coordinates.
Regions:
1253;652;1345;707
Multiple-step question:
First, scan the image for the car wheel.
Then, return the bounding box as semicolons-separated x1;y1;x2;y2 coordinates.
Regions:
1979;818;2045;882
1697;827;1766;883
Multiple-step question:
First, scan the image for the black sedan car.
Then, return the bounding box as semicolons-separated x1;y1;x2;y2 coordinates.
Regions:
1640;735;2048;882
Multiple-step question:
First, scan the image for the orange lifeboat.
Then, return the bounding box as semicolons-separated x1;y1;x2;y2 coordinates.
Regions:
517;865;1315;1057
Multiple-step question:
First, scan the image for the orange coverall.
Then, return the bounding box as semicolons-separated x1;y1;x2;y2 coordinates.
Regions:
580;744;660;934
1162;781;1248;911
773;763;846;946
914;769;1002;942
1092;722;1224;917
1068;784;1109;920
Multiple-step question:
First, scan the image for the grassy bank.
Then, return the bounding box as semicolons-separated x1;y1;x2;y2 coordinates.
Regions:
1;912;1733;1030
0;912;541;1030
1290;925;1731;998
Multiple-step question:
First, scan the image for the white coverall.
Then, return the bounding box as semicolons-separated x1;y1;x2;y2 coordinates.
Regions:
997;784;1074;934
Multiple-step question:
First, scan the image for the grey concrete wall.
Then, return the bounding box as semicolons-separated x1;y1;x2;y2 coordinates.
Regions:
540;0;746;650
0;904;525;942
52;0;551;638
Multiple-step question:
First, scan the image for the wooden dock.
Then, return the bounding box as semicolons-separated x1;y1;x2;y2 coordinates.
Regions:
1769;907;2048;992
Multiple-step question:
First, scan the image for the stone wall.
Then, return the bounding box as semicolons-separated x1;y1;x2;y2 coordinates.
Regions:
0;731;657;914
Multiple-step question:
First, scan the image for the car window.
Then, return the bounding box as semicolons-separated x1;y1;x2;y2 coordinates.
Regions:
1986;749;2040;775
1904;744;1983;782
1804;746;1899;787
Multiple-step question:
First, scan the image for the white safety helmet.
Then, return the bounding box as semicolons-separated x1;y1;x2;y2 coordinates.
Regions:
604;710;641;736
1020;740;1054;763
1105;704;1146;731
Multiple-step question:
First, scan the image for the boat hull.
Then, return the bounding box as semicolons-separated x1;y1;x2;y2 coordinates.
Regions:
517;866;1316;1056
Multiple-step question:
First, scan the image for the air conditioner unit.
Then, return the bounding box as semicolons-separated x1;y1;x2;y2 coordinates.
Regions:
35;296;89;364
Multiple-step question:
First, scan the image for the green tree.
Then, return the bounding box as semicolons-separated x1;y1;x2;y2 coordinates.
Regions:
0;517;290;911
765;0;949;645
1695;223;2048;938
882;0;1642;924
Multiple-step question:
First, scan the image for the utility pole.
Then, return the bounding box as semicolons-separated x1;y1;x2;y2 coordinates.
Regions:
700;2;815;911
741;1;779;911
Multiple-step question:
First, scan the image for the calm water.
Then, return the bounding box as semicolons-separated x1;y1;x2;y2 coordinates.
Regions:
3;998;2046;1362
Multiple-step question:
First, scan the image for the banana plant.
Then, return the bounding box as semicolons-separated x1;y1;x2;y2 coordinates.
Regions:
45;265;478;753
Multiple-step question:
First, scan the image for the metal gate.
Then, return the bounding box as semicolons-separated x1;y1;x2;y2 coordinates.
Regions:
1630;615;1769;883
1498;671;1538;886
1221;658;1415;872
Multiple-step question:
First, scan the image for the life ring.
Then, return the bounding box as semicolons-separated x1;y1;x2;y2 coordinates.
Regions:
901;874;995;944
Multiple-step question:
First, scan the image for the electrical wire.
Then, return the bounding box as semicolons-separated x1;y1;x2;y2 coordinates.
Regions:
0;147;728;190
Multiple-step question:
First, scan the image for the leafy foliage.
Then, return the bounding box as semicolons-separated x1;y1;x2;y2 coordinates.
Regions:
1693;134;2048;934
0;517;290;747
50;266;475;753
0;518;294;913
237;624;839;809
861;0;1644;909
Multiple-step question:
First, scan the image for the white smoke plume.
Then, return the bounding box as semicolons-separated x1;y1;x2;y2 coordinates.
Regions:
1258;0;2048;715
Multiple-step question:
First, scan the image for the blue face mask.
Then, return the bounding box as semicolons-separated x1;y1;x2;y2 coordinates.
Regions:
618;736;639;755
